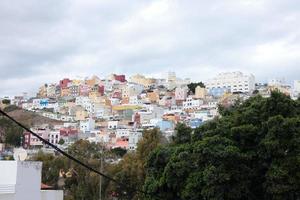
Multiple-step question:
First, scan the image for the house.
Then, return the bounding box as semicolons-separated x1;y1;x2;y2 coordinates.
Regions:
79;118;95;132
175;86;188;101
49;131;60;145
108;121;118;130
23;129;49;149
183;97;203;111
0;161;63;200
128;131;143;150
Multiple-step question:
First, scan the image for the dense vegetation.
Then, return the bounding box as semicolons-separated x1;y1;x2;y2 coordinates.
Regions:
0;116;23;146
143;92;300;200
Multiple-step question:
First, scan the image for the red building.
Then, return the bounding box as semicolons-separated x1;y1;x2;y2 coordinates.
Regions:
113;74;126;82
59;78;71;89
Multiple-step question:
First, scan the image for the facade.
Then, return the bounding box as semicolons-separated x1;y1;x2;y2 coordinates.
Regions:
175;86;188;101
59;78;71;89
69;85;80;97
79;118;95;132
0;161;63;200
49;131;60;145
268;78;285;87
183;97;204;110
130;74;156;88
195;86;207;99
205;72;255;93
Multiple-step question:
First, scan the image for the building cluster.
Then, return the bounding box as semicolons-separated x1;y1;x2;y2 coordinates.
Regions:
2;72;300;152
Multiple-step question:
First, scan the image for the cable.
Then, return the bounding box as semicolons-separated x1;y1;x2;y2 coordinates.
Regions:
0;109;159;199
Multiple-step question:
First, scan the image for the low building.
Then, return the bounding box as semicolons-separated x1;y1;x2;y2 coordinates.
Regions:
0;161;63;200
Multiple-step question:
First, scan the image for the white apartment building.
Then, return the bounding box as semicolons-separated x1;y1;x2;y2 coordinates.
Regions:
268;78;285;87
122;83;144;98
116;128;130;139
183;97;204;110
0;161;63;200
129;96;142;105
108;121;119;130
79;118;95;132
205;72;255;93
49;131;60;145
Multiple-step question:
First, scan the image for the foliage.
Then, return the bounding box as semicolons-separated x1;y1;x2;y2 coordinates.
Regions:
3;105;20;112
106;128;164;200
187;82;205;94
0;116;23;146
111;147;127;157
58;138;65;145
172;123;192;144
2;99;11;105
143;91;300;200
33;140;108;200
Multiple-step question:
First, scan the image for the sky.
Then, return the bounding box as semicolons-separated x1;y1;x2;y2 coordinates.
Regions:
1;0;300;96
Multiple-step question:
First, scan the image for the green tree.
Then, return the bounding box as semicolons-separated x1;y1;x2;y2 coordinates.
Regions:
107;128;165;200
2;99;11;105
0;116;23;147
58;138;65;145
172;123;192;144
143;91;300;200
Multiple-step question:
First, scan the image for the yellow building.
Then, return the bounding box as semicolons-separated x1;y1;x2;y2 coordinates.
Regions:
85;75;100;87
37;84;47;98
72;79;84;86
75;110;88;121
147;91;160;103
130;74;156;88
61;88;70;97
195;86;207;99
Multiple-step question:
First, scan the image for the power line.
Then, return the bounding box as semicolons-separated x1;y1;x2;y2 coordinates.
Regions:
0;109;159;199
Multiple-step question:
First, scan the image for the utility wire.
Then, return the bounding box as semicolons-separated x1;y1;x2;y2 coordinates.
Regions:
0;109;159;199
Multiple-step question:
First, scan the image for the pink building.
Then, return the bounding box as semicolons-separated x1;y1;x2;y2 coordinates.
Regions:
80;85;91;96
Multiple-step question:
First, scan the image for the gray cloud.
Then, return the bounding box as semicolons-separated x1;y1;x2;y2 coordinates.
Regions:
0;0;300;96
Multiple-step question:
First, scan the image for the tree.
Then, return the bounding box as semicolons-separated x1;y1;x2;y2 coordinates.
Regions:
172;123;192;144
143;91;300;199
106;128;165;200
0;116;23;147
58;138;65;145
2;99;11;105
111;147;127;157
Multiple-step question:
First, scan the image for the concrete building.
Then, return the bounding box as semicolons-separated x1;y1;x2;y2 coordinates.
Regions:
175;86;188;101
0;161;63;200
205;72;255;94
80;118;95;132
49;131;60;145
195;86;207;99
183;97;204;110
130;74;156;88
268;78;285;87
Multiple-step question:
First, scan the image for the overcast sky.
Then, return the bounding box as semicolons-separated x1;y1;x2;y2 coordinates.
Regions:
1;0;300;96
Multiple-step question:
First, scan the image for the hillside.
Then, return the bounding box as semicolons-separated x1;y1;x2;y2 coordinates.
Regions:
4;107;63;128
